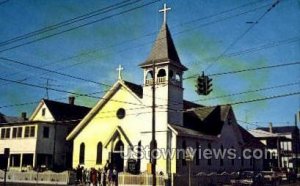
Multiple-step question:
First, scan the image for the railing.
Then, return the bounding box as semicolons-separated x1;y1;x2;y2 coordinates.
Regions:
118;172;165;186
145;77;167;86
0;170;76;185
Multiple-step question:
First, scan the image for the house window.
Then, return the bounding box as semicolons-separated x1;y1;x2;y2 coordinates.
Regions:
79;143;85;164
12;127;22;138
42;108;46;116
30;126;35;137
10;154;21;167
5;128;10;139
0;128;11;139
12;128;17;138
182;140;186;166
24;126;35;138
96;142;103;165
1;128;5;139
17;127;22;138
43;127;49;138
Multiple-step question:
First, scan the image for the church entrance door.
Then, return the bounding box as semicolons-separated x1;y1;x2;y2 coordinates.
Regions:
112;140;124;172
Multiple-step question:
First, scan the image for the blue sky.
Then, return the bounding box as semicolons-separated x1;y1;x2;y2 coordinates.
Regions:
0;0;299;129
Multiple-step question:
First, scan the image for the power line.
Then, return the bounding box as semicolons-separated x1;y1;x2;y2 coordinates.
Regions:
0;1;271;84
0;57;111;87
184;91;300;112
0;0;160;53
0;0;136;47
184;61;300;80
0;76;147;107
204;0;281;71
195;81;300;102
187;35;300;67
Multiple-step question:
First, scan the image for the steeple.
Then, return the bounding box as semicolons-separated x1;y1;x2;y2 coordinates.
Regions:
139;23;187;71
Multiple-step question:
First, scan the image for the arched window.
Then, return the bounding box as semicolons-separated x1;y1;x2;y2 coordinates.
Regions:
96;142;103;165
175;73;181;81
79;143;85;164
220;144;224;166
146;71;153;80
182;140;186;166
115;140;124;152
157;69;166;77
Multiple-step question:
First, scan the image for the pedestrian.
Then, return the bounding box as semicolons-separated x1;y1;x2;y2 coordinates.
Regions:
112;167;118;186
97;168;102;186
101;169;106;186
90;168;97;186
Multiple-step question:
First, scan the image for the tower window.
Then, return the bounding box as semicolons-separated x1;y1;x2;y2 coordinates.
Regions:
146;71;153;79
175;73;181;81
157;69;166;77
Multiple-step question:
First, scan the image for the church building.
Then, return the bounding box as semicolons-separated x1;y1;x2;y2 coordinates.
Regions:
66;3;264;181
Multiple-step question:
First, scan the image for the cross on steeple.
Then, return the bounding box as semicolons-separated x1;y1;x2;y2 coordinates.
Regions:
159;3;171;24
116;64;124;80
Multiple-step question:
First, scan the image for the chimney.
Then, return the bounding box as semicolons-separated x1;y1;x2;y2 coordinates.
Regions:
21;112;27;120
68;96;75;105
269;122;273;133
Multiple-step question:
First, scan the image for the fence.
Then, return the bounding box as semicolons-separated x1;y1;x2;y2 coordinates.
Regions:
0;170;76;185
118;172;165;186
173;172;237;186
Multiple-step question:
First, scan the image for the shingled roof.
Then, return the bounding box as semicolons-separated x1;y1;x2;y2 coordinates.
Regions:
257;126;299;134
123;81;143;98
183;105;231;136
43;99;91;122
139;23;187;70
0;113;26;124
238;125;265;149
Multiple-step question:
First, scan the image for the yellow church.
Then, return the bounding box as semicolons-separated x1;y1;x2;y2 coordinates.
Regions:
66;3;264;182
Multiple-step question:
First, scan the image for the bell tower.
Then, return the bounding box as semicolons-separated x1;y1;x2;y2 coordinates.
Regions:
139;8;187;126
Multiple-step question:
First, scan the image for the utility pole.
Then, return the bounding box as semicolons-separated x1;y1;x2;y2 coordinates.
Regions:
150;60;157;186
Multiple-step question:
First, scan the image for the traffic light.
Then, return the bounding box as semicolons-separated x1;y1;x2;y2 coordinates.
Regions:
196;73;205;95
204;76;213;95
195;72;213;96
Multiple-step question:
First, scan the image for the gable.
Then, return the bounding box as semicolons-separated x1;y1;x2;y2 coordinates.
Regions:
30;101;55;122
67;80;143;140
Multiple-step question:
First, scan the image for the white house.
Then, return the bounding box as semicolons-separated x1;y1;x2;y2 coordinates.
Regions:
0;97;90;171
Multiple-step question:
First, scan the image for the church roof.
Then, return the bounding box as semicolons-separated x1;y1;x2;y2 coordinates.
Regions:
123;81;143;98
42;99;91;122
237;125;265;149
139;23;187;70
183;105;231;136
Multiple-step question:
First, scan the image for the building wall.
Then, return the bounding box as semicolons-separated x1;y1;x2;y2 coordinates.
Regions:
0;124;38;170
73;85;147;169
